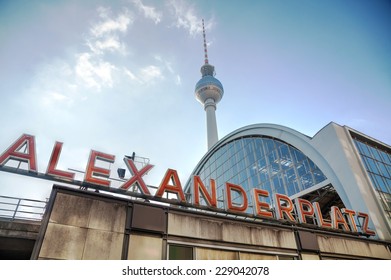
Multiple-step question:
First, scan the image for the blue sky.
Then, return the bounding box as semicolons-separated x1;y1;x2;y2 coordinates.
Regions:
0;0;390;201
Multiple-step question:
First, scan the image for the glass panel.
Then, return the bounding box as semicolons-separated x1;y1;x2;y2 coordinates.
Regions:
273;174;285;194
263;138;275;154
375;175;389;193
251;173;260;187
358;141;371;156
378;163;390;178
285;168;299;195
279;144;293;169
255;139;265;159
303;159;311;173
387;165;391;178
313;167;327;183
287;180;300;196
301;173;314;190
380;150;391;165
169;245;193;260
296;162;306;177
291;147;306;163
370;146;382;162
366;157;379;174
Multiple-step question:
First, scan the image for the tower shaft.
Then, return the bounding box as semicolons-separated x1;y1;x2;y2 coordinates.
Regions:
204;99;219;149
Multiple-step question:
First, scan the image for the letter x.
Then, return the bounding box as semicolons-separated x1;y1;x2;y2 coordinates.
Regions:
120;158;154;195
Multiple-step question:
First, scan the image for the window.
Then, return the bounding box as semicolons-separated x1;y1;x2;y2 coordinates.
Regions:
353;138;391;218
169;245;193;260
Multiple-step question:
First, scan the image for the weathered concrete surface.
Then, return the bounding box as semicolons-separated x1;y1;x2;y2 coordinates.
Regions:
38;192;126;260
0;219;41;259
317;235;391;259
168;212;297;249
0;219;41;239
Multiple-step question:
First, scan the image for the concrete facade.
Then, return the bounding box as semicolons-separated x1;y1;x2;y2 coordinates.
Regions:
31;185;391;260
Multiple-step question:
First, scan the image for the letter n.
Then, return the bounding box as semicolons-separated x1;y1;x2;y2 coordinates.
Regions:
193;175;217;208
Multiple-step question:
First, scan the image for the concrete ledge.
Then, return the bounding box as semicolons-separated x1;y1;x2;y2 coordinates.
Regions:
0;219;41;240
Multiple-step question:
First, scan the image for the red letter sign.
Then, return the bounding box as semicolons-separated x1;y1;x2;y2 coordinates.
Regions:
84;150;115;187
193;176;217;208
252;189;273;218
313;202;332;229
0;134;37;172
155;169;186;202
225;182;248;213
119;158;154;195
341;208;358;232
357;212;376;236
331;206;350;231
294;198;315;224
274;193;295;222
46;142;75;181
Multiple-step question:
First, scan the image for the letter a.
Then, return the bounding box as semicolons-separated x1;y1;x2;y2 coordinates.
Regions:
155;169;186;202
0;134;37;172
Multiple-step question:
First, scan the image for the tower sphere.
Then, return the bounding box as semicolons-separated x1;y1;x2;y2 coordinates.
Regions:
195;64;224;106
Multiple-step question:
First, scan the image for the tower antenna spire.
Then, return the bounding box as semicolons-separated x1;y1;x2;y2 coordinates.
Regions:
202;19;209;64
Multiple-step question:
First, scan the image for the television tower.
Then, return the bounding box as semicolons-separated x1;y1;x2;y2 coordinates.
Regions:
195;19;224;150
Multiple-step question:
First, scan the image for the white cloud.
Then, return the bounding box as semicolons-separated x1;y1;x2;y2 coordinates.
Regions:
168;0;203;36
139;65;163;83
42;92;74;107
75;53;116;90
132;0;162;24
86;8;133;56
153;55;182;86
124;62;182;86
175;74;181;85
123;65;164;85
28;3;184;111
75;7;133;89
87;35;126;55
91;8;133;37
124;67;139;82
27;59;79;108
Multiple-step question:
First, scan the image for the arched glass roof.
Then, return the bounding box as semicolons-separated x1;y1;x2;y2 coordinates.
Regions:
187;136;327;210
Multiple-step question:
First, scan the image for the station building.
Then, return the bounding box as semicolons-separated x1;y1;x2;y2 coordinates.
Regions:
0;123;391;260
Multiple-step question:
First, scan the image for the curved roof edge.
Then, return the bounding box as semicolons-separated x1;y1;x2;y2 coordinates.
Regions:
189;123;312;177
